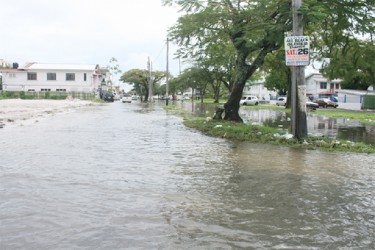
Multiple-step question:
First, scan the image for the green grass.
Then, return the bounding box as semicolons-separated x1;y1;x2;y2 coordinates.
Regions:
183;118;375;154
313;109;375;125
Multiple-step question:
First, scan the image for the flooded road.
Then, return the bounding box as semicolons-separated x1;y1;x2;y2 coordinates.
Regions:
1;101;375;249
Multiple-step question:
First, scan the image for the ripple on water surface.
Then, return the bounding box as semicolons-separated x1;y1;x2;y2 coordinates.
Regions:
0;102;374;249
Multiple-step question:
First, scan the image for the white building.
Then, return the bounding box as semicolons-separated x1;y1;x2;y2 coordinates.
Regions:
243;80;277;100
0;62;102;93
243;73;342;100
305;73;341;99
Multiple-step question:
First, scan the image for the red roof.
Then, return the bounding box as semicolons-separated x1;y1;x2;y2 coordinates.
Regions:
0;68;24;72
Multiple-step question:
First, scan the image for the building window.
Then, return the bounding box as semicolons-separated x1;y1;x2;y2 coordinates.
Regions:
27;72;37;80
66;73;75;81
27;89;35;92
56;89;66;92
9;73;16;78
336;83;340;90
41;89;51;92
320;82;327;89
84;73;87;81
47;72;56;80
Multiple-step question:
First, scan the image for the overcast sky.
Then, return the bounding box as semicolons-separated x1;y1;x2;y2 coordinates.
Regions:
0;0;182;82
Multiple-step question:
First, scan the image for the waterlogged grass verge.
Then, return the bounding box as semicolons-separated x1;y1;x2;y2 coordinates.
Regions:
313;109;375;125
183;118;375;154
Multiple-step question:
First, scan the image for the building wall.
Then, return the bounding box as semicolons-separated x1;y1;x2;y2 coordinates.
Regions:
2;69;98;93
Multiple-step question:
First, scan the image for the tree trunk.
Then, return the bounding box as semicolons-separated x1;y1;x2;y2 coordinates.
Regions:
223;46;271;122
223;83;244;122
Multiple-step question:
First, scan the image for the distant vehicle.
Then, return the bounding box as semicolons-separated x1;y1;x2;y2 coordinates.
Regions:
240;95;259;105
122;94;132;103
306;99;319;110
276;97;287;106
101;91;114;102
131;95;138;100
314;98;338;108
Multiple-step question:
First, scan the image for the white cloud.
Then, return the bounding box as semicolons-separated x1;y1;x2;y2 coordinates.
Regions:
0;0;181;77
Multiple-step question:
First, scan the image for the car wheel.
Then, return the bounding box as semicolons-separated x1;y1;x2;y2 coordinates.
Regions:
243;102;247;105
255;102;259;105
276;103;279;106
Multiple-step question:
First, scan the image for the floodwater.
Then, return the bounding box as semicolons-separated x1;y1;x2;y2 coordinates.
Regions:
1;101;374;249
178;101;375;146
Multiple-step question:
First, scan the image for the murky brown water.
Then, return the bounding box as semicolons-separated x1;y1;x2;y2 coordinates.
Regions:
1;101;374;249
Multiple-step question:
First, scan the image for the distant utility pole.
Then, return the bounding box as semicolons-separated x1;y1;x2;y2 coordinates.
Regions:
291;0;307;139
166;37;170;106
148;57;153;102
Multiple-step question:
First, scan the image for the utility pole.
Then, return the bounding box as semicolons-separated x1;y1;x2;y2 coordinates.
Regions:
148;57;153;102
291;0;307;139
166;37;170;106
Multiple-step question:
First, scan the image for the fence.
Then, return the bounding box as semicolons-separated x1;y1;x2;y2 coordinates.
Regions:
0;91;95;100
363;95;375;109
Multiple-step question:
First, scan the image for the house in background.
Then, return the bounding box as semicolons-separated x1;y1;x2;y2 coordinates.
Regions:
243;73;342;101
243;80;277;100
337;89;375;110
0;62;102;95
305;73;341;100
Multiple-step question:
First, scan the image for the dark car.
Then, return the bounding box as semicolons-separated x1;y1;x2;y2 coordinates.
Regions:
101;91;114;102
314;98;338;108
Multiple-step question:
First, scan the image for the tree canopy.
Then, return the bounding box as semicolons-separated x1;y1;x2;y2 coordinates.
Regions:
120;69;166;102
164;0;374;122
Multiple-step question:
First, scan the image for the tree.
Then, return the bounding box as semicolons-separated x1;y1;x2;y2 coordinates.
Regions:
108;57;122;86
263;50;291;96
321;40;375;90
165;0;374;122
175;67;211;102
165;0;292;122
120;69;166;102
302;0;375;88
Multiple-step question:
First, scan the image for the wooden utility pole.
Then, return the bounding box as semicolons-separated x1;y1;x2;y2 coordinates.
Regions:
148;57;153;102
291;0;307;139
166;37;170;106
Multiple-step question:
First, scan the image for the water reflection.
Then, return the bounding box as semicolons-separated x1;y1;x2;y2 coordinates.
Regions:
175;101;375;145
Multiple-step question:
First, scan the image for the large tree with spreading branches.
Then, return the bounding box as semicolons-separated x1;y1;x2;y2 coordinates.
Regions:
164;0;374;122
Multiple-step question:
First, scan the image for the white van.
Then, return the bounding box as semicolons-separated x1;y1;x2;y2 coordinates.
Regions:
240;95;259;105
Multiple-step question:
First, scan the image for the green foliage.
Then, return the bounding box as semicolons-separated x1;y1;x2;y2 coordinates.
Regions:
120;69;167;101
0;91;70;100
263;50;290;95
321;40;375;90
183;118;375;154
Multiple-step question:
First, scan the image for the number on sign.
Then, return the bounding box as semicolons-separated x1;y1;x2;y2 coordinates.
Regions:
297;48;309;55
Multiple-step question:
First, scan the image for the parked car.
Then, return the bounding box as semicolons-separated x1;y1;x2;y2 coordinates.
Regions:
314;98;338;108
276;97;287;106
122;94;132;103
240;95;259;105
101;91;114;102
306;99;319;110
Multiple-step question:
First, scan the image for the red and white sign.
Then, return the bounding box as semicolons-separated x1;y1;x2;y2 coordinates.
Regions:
285;36;310;66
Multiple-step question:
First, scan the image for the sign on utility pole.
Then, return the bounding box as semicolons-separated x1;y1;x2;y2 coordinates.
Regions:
287;0;308;139
285;36;310;66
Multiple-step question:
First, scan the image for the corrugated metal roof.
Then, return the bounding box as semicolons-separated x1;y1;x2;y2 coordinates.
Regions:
23;63;97;71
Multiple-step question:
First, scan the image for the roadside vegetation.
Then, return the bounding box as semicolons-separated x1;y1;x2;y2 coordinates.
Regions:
165;104;375;154
0;90;97;101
